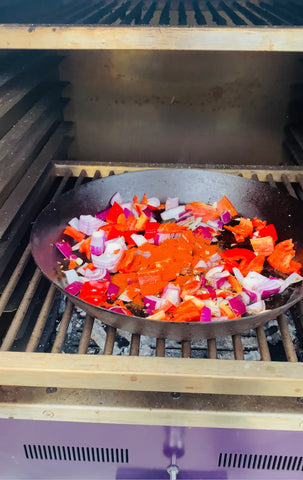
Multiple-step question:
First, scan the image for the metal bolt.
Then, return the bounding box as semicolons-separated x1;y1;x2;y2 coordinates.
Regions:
167;465;179;480
297;397;303;404
46;387;57;394
171;392;180;399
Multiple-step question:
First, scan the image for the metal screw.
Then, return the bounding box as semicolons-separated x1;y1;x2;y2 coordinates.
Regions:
167;465;179;480
171;392;180;399
46;387;57;394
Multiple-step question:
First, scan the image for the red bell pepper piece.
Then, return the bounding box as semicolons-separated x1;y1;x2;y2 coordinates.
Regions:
216;196;238;217
267;239;302;274
224;218;253;242
144;222;161;240
258;224;278;243
79;280;110;306
106;202;124;224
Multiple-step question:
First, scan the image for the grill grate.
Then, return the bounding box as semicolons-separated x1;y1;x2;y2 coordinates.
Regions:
0;164;302;364
0;0;302;27
23;444;129;463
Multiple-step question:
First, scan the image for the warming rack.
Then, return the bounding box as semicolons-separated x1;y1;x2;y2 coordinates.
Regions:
0;163;303;403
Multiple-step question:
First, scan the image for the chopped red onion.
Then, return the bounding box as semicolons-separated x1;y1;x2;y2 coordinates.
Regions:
131;234;148;247
161;283;181;306
246;300;266;314
193;226;212;242
207;219;223;230
208;253;222;265
78;215;104;235
123;207;133;219
90;230;106;256
194;259;208;269
242;287;258;304
143;295;159;313
243;272;283;299
165;197;179;211
65;281;83;296
119;291;132;302
92;237;126;272
205;265;224;282
200;276;206;287
233;267;244;285
147;197;160;209
228;295;247;316
64;269;79;285
161;206;185;221
107;283;119;301
108;306;128;315
200;305;211;322
83;267;108;281
95;207;111;221
220;210;231;224
110;192;123;205
216;276;229;289
205;285;217;299
155;233;170;245
279;272;303;293
142;207;155;218
55;241;73;259
203;299;221;316
71;240;84;251
68;217;79;230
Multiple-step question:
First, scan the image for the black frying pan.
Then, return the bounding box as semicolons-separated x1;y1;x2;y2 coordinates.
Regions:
30;169;303;340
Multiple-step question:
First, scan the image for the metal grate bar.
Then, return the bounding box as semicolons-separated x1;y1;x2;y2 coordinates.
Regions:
51;300;74;353
256;326;271;361
233;1;267;25
159;0;171;25
0;244;31;317
278;314;298;362
103;326;116;355
0;269;42;351
142;1;157;24
99;1;131;24
207;1;227;25
156;338;165;357
182;340;191;358
220;1;247;25
232;335;244;360
207;338;217;359
78;315;95;354
25;284;57;352
192;0;206;25
130;333;140;355
281;173;297;198
246;1;288;25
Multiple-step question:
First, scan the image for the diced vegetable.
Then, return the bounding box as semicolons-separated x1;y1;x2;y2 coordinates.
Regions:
57;191;302;323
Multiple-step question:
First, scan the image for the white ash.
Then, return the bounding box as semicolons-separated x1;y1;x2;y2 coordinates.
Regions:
55;295;298;359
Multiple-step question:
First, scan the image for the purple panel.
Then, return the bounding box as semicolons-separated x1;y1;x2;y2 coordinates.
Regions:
0;419;303;479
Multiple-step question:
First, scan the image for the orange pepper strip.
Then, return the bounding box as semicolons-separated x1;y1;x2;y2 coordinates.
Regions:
216;196;238;217
224;218;253;241
63;225;86;242
241;255;265;277
185;202;218;221
79;237;92;260
267;239;302;274
227;275;242;293
250;236;274;256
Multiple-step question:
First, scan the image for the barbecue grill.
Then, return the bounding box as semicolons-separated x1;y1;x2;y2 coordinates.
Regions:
1;2;303;479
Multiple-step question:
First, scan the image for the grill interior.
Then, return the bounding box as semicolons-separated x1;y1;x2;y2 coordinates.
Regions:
0;36;303;395
1;0;303;27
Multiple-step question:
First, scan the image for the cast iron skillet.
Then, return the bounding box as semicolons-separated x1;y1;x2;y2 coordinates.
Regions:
30;169;303;340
